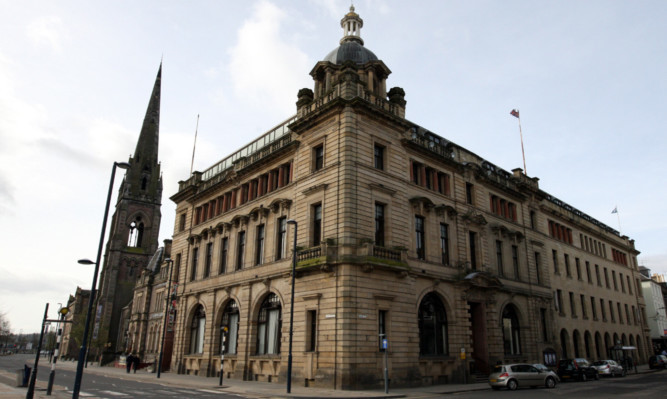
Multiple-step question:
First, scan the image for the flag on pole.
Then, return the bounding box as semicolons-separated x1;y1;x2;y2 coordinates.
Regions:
611;206;618;214
510;109;520;118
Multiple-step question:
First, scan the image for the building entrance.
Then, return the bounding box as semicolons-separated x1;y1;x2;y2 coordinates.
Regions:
468;301;489;374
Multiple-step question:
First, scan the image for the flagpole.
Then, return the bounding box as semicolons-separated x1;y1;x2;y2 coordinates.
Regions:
510;109;527;174
517;114;527;175
190;114;200;175
616;208;622;234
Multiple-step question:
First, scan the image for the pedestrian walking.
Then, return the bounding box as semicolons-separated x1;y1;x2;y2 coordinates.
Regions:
125;353;133;374
132;353;140;373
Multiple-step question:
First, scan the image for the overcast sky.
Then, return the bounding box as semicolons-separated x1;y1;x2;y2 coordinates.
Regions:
1;0;665;333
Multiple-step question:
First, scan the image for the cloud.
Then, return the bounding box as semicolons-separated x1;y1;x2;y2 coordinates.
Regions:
228;1;311;117
26;16;67;53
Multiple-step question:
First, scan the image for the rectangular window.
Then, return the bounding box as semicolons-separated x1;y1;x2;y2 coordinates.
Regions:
512;245;519;280
411;161;422;185
627;276;633;295
469;231;477;269
604;268;610;288
307;310;317;352
530;211;536;230
534;252;542;284
276;217;287;260
313;144;324;171
552;250;559;274
312;204;322;246
204;242;213;278
575;258;581;280
190;247;199;281
219;237;229;274
437;172;450;196
586;261;592;284
617;302;623;324
591;297;597;320
625;304;630;325
440;223;449;265
415;216;425;260
540;308;548;341
569;292;576;317
564;254;571;277
609;300;615;322
374;144;385;170
555;289;563;313
466;183;474;204
255;224;265;265
375;203;385;247
236;231;245;270
580;294;587;318
179;213;186;232
595;265;601;286
379;310;388;352
620;273;625;293
425;167;434;190
612;270;618;291
600;298;606;321
496;241;504;276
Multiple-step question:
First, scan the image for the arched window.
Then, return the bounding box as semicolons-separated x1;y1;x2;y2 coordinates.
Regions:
189;305;205;354
418;292;448;355
584;331;592;359
595;332;603;359
128;218;144;247
573;330;581;358
604;333;612;357
256;293;281;355
220;300;239;355
141;177;148;191
502;305;521;355
560;329;570;358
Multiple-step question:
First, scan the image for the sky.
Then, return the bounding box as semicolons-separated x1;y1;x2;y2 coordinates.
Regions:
1;0;665;333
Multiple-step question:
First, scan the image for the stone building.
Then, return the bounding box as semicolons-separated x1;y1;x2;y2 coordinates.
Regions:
93;64;164;360
167;7;649;389
60;287;90;360
121;239;176;370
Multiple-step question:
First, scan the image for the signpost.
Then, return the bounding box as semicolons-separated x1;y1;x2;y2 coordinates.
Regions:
380;334;388;394
219;327;227;386
460;347;467;384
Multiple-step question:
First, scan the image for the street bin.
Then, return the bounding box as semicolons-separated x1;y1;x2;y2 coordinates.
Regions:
16;365;30;387
23;365;31;387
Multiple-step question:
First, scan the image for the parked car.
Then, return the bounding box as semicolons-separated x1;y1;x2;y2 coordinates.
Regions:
648;355;667;369
557;358;599;382
592;360;625;377
489;363;559;390
533;364;561;382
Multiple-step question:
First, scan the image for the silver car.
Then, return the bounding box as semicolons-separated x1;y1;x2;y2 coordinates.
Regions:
592;360;626;377
489;363;559;390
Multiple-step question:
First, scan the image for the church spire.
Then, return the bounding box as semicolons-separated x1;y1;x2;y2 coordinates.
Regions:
133;63;161;166
123;63;163;201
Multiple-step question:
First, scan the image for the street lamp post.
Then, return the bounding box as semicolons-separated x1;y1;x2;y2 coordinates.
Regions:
285;219;297;394
157;258;174;378
72;161;130;399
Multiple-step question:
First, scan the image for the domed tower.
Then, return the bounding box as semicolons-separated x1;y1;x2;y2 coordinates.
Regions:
297;6;405;118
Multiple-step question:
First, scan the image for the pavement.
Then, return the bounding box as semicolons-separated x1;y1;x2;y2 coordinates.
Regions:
0;358;658;399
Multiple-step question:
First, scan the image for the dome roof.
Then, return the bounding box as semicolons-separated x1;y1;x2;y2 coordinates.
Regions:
323;41;379;65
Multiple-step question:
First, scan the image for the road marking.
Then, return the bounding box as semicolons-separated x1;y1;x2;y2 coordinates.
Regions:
197;389;224;393
99;391;129;396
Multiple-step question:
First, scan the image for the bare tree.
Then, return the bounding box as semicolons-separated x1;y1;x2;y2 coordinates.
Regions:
0;310;11;350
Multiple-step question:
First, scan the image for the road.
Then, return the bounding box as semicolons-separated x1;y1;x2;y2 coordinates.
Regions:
0;354;245;398
443;370;667;398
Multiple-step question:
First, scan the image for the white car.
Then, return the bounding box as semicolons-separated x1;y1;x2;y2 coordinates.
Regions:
592;360;626;377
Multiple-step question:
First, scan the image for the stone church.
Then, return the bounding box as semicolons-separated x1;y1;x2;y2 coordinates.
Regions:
93;65;164;362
